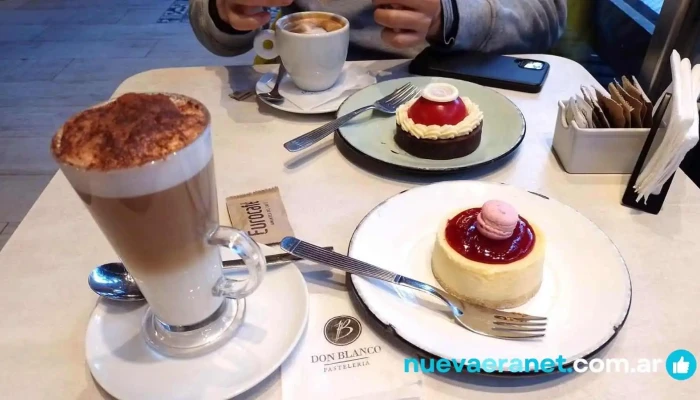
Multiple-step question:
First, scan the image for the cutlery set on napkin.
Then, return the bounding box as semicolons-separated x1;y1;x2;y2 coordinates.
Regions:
262;64;377;111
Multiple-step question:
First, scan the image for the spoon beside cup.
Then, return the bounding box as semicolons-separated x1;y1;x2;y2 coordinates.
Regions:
258;62;287;104
88;246;332;302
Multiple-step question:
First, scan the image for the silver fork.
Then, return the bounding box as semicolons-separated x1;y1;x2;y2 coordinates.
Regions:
283;83;420;152
280;237;547;340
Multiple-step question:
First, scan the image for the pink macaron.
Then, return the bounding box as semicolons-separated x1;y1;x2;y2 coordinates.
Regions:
476;200;519;240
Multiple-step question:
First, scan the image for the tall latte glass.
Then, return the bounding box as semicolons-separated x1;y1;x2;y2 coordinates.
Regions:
51;93;266;357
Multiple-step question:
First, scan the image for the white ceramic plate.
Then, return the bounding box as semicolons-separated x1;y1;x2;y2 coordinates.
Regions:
86;263;309;399
256;72;346;115
349;181;631;372
336;77;526;173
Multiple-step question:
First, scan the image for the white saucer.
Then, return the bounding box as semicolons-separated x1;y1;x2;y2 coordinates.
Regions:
256;72;346;115
349;181;632;372
86;263;309;399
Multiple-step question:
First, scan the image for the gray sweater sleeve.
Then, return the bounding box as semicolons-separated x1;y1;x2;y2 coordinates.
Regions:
189;0;567;57
188;0;256;57
451;0;567;53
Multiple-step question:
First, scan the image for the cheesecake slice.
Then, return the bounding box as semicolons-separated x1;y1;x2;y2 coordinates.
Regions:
431;201;545;309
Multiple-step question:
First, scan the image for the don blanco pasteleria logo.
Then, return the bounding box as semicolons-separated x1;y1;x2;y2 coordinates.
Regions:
311;315;381;373
324;315;362;346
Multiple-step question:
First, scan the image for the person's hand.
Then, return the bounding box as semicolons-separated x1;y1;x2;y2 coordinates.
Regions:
215;0;293;32
373;0;442;48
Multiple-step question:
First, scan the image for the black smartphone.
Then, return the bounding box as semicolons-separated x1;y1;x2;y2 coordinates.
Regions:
409;49;550;93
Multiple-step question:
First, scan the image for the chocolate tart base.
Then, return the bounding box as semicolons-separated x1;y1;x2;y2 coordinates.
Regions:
395;122;483;160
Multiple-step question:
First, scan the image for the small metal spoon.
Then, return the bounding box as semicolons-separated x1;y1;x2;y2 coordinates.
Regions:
88;262;144;302
258;62;287;104
88;247;332;302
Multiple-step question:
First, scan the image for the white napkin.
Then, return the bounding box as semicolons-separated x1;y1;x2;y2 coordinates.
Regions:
634;50;700;202
576;94;595;128
564;97;583;128
264;64;377;111
281;293;423;400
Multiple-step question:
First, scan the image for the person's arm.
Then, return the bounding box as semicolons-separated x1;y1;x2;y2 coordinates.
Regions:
450;0;567;53
188;0;258;57
430;0;458;47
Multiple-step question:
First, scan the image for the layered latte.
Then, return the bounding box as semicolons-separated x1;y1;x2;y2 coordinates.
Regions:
52;93;223;327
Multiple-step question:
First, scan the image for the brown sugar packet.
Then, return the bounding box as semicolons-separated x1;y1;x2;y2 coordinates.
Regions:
632;76;652;103
627;76;654;128
582;86;610;128
590;106;602;128
608;83;633;128
615;80;643;128
226;187;294;245
621;78;648;127
581;86;610;128
595;88;626;128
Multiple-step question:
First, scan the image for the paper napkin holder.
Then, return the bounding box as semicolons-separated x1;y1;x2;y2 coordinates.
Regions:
621;93;674;214
552;101;650;174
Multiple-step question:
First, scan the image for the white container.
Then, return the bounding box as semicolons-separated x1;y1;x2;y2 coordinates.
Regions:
552;101;649;174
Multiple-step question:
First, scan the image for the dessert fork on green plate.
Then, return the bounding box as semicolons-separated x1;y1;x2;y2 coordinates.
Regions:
283;83;419;153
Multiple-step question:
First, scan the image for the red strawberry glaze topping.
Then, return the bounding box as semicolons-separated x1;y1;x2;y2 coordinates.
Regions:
406;83;469;126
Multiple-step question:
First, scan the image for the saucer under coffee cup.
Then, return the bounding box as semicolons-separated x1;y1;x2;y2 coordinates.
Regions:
254;12;350;92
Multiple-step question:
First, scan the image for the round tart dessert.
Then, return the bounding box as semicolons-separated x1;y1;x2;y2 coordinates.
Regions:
395;83;484;160
431;200;545;309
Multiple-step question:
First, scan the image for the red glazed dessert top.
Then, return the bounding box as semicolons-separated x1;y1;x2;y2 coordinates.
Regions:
407;83;468;126
444;205;536;265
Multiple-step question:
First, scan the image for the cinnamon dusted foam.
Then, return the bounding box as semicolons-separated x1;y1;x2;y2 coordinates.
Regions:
51;93;208;170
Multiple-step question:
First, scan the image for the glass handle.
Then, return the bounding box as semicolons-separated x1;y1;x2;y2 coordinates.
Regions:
207;226;267;299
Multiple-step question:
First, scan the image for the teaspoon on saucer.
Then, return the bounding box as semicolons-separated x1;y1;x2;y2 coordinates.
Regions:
88;246;332;302
258;63;287;104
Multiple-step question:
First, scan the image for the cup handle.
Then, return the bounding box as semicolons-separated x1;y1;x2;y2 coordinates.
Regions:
253;29;279;60
207;226;267;299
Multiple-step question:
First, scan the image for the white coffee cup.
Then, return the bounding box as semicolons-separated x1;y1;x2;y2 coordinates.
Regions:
254;12;350;92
